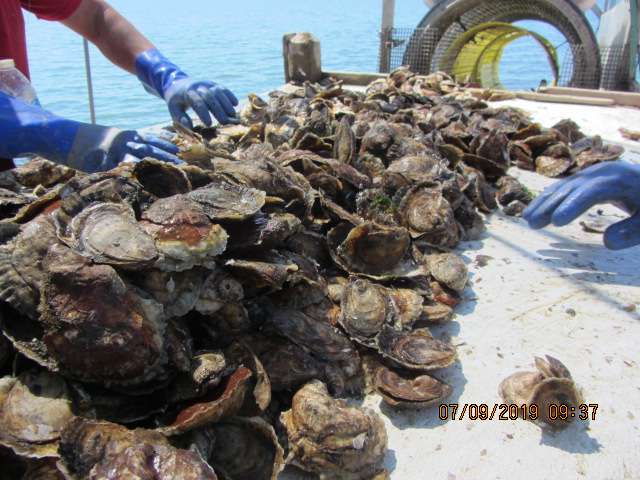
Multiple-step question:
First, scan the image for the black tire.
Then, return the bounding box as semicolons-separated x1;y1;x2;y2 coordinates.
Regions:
404;0;601;88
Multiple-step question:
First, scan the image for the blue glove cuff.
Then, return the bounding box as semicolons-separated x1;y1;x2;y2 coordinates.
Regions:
0;91;79;163
134;49;189;100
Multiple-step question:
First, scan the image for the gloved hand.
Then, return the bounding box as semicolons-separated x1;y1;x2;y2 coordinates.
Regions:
134;49;238;129
523;161;640;250
0;91;182;173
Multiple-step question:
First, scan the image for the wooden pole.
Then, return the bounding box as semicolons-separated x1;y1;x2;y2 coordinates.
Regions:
378;0;395;73
282;32;322;84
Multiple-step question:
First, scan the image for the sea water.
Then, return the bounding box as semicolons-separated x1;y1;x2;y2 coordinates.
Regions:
22;0;597;130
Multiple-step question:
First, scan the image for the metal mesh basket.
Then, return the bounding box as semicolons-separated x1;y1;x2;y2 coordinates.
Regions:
380;27;632;91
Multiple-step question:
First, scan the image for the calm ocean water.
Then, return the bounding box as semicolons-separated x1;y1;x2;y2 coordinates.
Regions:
22;0;592;130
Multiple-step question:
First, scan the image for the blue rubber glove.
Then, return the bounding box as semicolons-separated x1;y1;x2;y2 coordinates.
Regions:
523;161;640;250
0;91;182;173
134;49;238;129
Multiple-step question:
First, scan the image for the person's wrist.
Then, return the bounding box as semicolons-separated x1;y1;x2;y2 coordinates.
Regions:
134;49;188;99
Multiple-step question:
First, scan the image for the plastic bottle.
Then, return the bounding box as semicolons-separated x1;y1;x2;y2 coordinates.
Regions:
0;58;39;104
0;59;40;165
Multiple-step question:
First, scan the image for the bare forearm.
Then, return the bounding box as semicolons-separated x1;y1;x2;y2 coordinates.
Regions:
61;0;154;74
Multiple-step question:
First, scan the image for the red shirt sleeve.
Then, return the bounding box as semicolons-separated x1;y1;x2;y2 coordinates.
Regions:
20;0;83;21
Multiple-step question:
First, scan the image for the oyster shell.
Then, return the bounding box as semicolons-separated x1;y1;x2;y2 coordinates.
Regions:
0;368;74;458
338;277;392;345
333;221;411;276
183;416;284;480
56;201;160;269
427;252;468;292
499;355;584;430
373;365;453;408
280;380;388;480
0;214;59;319
396;181;460;247
58;417;217;479
185;176;266;222
376;325;457;371
39;243;179;391
140;195;228;271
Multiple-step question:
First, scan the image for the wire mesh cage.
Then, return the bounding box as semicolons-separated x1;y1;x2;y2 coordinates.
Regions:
379;27;633;91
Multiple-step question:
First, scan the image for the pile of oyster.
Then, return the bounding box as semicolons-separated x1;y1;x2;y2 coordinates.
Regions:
0;68;620;479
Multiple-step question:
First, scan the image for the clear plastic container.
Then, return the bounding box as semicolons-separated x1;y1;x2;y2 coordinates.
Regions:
0;58;39;104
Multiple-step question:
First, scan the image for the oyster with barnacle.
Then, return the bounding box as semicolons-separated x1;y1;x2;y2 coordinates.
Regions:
280;380;388;480
499;355;584;430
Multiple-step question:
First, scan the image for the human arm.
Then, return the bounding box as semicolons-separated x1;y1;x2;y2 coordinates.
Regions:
522;161;640;250
0;91;181;173
60;0;238;127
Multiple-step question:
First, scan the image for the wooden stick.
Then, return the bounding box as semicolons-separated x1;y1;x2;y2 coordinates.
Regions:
515;90;615;106
539;86;640;107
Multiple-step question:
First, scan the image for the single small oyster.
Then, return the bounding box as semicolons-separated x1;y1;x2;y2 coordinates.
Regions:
499;355;584;430
427;252;468;292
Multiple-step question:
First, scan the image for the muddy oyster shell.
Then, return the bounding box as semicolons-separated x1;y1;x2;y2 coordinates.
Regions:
39;243;182;391
58;417;217;479
499;355;584;430
0;368;74;458
280;380;388;480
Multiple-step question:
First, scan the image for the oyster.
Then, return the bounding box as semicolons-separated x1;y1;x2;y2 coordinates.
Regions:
194;266;244;315
0;368;74;458
395;181;460;247
427;252;468;292
338;277;392;345
39;243;182;391
183;416;284;480
58;417;217;479
373;365;453;408
499;355;584;430
376;325;457;371
0;214;60;319
185;176;266;222
139;195;228;271
280;380;388;480
56;201;160;269
333;221;411;276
